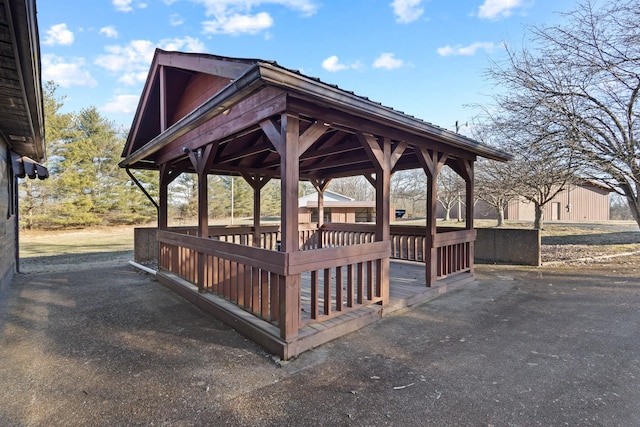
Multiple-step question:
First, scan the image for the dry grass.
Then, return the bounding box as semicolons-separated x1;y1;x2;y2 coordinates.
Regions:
19;220;640;262
20;225;135;258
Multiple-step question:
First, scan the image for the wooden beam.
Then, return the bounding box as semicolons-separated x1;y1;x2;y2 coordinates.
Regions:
298;121;328;155
390;141;408;169
150;89;286;167
289;97;478;161
260;118;284;154
356;132;384;169
217;139;271;165
279;112;300;340
364;173;376;187
159;164;170;230
374;137;391;305
420;149;447;287
300;137;360;161
242;173;272;248
311;178;331;238
160;65;167;132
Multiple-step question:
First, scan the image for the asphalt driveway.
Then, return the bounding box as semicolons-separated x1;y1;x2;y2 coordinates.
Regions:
1;254;639;426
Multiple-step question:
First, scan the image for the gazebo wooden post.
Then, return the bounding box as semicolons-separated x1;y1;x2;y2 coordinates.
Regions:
311;179;330;249
358;133;392;305
417;148;447;287
461;159;475;274
261;113;301;340
242;173;271;248
279;113;301;340
375;137;391;304
187;144;217;292
158;164;170;231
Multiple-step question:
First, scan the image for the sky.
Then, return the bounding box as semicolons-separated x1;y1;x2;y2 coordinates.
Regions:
37;0;581;136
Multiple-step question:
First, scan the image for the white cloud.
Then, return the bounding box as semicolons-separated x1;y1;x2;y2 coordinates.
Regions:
194;0;317;17
169;13;184;26
99;26;119;38
321;55;362;72
113;0;133;12
160;36;206;52
95;37;206;85
43;23;74;46
113;0;147;12
102;94;140;114
203;12;273;35
436;41;496;57
391;0;424;24
42;54;97;87
477;0;528;20
191;0;317;35
373;53;404;70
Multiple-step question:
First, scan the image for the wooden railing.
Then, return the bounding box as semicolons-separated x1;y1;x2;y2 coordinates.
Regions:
164;223;475;280
157;223;474;339
158;230;286;325
168;225;281;249
158;229;388;339
316;223;475;278
433;229;475;278
289;242;388;325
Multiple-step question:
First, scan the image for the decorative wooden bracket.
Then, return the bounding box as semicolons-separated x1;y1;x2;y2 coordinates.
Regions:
160;163;185;186
187;142;219;176
242;173;272;190
416;147;447;178
390;141;408;170
299;121;328;156
357;132;384;170
260;118;284;155
310;178;331;193
260;117;328;157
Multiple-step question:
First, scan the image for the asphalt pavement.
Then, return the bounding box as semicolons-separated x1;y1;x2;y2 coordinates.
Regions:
1;255;639;426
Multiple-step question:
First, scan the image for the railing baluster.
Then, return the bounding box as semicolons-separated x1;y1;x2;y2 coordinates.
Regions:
310;270;318;319
335;266;343;311
323;268;331;316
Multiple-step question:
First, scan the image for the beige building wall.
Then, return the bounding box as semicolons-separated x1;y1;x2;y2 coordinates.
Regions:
503;183;610;222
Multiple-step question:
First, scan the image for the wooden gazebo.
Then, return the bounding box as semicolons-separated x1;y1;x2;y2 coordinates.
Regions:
120;49;511;359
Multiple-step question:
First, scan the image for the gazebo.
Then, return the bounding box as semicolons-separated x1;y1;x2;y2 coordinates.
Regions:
120;49;511;359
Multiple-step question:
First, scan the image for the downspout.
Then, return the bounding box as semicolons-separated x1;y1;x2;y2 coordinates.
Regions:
126;168;159;213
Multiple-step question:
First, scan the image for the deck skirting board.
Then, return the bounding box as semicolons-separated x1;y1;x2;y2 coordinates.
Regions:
154;267;474;360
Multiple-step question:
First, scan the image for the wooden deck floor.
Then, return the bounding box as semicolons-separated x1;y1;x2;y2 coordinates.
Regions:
154;260;474;360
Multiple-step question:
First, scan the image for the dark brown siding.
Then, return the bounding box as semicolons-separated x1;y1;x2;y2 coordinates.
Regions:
171;73;232;125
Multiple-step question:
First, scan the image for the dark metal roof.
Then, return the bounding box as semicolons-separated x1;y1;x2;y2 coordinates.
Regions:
0;0;45;161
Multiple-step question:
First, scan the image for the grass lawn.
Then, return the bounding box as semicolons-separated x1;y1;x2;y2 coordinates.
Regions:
18;220;640;261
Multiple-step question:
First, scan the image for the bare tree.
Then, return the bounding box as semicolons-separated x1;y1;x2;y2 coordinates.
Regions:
391;169;427;217
437;167;465;221
328;176;373;201
474;158;518;226
472;105;579;230
488;0;640;227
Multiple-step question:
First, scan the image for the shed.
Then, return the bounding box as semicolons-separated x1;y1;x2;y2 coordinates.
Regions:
298;190;376;223
121;49;511;358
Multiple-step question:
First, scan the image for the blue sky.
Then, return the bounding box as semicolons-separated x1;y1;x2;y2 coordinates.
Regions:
38;0;579;135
